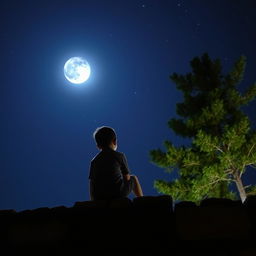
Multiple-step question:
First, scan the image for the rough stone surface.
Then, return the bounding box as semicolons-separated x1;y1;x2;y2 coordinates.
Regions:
1;195;256;255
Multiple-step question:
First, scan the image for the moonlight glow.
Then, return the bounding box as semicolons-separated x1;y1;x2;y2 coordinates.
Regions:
64;57;91;84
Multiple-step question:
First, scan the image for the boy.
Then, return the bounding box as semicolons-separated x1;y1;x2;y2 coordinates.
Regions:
89;126;143;201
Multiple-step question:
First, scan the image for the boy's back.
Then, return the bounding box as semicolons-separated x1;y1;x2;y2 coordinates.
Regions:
89;147;130;200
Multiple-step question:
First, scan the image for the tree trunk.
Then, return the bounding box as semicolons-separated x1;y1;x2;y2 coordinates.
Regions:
234;172;247;203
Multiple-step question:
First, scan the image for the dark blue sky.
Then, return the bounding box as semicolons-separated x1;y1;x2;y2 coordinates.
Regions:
1;0;256;211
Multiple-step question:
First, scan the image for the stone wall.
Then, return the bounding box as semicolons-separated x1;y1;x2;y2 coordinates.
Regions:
1;195;256;255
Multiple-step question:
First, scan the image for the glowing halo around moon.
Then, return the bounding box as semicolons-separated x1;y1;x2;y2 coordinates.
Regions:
64;57;91;84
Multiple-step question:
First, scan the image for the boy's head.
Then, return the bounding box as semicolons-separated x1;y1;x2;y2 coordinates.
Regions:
93;126;117;150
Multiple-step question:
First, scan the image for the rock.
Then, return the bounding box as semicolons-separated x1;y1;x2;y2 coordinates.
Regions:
133;195;173;213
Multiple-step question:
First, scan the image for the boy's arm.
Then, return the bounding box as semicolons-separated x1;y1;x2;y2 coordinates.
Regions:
120;153;131;181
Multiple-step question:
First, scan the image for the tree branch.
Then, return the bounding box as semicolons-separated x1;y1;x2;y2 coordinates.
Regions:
213;145;224;153
248;143;256;157
183;162;200;167
197;177;233;192
224;168;234;175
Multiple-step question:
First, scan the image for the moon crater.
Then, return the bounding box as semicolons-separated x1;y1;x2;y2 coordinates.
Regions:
64;57;91;84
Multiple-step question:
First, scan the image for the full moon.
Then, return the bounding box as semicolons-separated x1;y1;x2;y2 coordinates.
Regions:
64;57;91;84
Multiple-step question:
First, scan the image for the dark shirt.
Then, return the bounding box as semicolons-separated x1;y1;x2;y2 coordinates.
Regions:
89;148;130;200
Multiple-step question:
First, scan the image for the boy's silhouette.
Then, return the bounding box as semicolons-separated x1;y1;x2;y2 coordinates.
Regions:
89;126;143;200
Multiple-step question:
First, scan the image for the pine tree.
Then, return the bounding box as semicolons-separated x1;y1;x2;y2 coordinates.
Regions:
150;53;256;203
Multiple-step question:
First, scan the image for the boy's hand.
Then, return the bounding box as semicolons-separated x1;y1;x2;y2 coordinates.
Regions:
123;174;131;181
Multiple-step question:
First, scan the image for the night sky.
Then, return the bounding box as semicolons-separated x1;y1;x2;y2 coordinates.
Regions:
1;0;256;211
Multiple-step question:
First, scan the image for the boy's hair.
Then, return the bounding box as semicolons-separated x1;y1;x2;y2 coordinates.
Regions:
93;126;117;148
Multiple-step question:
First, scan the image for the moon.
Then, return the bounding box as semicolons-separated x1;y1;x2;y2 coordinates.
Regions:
64;57;91;84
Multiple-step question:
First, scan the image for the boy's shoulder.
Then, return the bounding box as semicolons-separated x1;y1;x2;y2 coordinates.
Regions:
91;149;125;162
113;150;125;158
104;149;125;159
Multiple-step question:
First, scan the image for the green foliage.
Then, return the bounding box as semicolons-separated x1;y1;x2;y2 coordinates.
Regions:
150;53;256;202
246;185;256;196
